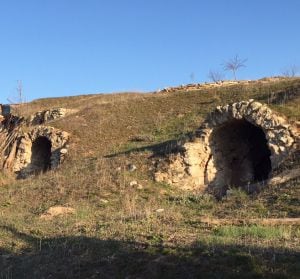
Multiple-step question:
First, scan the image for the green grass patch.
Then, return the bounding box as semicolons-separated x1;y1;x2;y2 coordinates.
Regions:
213;225;295;240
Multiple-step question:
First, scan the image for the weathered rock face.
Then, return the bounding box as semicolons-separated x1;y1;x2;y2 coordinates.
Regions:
0;110;70;178
156;77;290;94
155;100;298;194
13;126;69;178
28;108;76;125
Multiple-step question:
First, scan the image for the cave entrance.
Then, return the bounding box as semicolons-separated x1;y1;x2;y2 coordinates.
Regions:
209;119;271;190
31;136;52;173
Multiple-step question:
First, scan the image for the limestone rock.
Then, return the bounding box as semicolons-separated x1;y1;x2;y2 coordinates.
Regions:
137;184;143;190
154;100;298;195
13;126;70;178
157;80;258;93
28;108;76;125
0;112;70;178
129;180;138;186
40;206;75;220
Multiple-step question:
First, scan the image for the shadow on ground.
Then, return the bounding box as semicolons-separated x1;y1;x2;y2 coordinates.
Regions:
105;136;191;159
0;225;299;279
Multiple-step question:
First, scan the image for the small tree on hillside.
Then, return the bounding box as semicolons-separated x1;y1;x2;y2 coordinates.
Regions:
190;72;195;83
208;70;224;83
223;55;247;80
6;80;27;116
281;65;298;77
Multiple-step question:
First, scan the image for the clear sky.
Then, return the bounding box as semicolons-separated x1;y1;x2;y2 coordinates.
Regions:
0;0;299;103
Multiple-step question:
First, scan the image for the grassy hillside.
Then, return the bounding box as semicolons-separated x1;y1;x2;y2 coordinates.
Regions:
0;78;300;278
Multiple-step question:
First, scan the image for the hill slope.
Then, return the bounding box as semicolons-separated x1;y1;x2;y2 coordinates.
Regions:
0;77;300;278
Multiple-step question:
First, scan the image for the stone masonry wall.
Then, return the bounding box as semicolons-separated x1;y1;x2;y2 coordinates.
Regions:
0;108;70;178
155;100;298;193
13;126;69;178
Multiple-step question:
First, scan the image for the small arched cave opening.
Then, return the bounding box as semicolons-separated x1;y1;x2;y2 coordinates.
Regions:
31;136;52;173
207;119;272;191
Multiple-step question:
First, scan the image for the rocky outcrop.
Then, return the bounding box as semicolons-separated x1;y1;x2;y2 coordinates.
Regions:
0;110;70;178
155;100;298;195
156;77;297;94
157;81;247;93
28;108;74;125
13;126;69;178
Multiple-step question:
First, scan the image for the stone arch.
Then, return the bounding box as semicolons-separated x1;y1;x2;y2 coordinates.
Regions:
13;126;69;178
205;118;272;190
155;100;298;193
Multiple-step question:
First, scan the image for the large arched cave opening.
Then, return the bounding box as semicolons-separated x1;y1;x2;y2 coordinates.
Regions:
31;136;52;173
154;100;297;195
207;119;272;189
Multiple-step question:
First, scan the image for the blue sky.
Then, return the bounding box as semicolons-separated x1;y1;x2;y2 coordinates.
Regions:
0;0;299;103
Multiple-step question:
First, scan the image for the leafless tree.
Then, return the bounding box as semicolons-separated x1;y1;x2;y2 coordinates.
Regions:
16;80;25;104
7;80;25;104
208;70;224;83
223;55;247;80
281;65;298;77
6;80;27;115
190;72;195;83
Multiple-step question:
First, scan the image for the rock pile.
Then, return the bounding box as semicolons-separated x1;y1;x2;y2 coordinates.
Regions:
155;100;298;195
157;77;292;94
28;108;73;125
158;81;245;93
